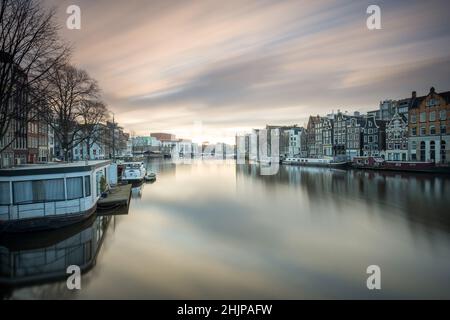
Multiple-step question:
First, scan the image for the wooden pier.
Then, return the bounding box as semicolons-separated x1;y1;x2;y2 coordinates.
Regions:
97;184;132;211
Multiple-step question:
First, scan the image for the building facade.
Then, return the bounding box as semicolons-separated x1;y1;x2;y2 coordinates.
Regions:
333;112;349;157
386;110;408;161
321;117;334;157
150;132;176;142
408;87;449;163
362;115;386;157
306;116;320;157
0;51;28;168
346;116;364;160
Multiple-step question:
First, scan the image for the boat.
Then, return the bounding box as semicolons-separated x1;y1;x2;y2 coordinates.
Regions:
0;160;112;233
144;172;156;182
121;162;146;184
352;156;450;173
282;157;349;169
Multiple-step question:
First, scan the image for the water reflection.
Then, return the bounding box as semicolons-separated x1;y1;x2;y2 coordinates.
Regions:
131;185;143;199
1;160;450;299
236;165;450;234
0;214;113;299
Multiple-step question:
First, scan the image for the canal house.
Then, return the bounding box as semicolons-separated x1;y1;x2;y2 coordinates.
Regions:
386;109;409;161
408;87;450;163
362;115;387;157
0;160;112;232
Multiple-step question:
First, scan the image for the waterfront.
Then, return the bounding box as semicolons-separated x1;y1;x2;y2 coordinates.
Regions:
1;159;450;299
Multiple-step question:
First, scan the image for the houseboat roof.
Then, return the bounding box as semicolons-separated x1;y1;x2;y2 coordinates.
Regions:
0;160;111;176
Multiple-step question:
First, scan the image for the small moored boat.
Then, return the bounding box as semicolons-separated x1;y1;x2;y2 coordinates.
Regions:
121;162;146;183
144;172;156;182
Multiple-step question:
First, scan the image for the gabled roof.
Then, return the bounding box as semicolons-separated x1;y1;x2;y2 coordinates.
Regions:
408;87;450;109
387;110;408;128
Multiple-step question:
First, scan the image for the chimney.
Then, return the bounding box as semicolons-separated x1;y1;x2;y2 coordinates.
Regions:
430;87;435;94
412;91;416;99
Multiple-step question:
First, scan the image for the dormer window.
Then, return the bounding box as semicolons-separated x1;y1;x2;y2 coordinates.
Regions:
426;98;440;107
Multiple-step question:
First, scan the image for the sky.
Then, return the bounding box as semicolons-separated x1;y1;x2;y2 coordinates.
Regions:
43;0;450;144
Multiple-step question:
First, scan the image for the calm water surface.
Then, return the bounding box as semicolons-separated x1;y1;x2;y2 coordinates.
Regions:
1;159;450;299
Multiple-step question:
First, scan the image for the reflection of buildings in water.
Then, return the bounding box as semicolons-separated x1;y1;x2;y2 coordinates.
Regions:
0;214;113;297
235;164;450;233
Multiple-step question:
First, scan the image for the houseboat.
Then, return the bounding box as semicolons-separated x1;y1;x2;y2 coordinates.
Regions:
121;162;146;184
352;156;450;173
282;157;348;169
0;161;112;233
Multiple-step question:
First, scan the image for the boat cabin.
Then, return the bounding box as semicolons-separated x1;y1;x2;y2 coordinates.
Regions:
0;161;112;231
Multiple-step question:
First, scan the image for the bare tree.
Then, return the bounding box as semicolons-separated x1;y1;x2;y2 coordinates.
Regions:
0;0;68;153
78;100;109;160
43;63;99;161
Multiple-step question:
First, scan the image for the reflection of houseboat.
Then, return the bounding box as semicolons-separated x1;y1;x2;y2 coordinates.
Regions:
0;215;111;288
121;162;146;184
0;161;112;233
282;157;348;169
352;156;450;173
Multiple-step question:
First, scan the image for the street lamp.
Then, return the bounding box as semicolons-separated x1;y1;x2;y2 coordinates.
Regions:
110;111;116;162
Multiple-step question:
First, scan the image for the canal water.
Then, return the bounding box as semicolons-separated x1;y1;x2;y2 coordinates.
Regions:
1;159;450;299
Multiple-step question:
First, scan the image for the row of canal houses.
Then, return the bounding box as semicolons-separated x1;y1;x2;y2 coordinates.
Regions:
308;87;450;163
306;87;450;163
238;87;450;164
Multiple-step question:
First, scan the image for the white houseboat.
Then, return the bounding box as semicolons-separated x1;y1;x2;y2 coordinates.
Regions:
121;162;146;184
0;161;112;233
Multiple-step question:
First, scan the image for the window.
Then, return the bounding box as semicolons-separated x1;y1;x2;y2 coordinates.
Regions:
430;125;436;135
411;127;417;136
420;112;426;122
430;141;435;161
441;125;447;135
427;98;440;107
411;141;417;149
67;177;83;200
420;126;426;136
96;170;105;196
441;141;447;162
411;114;417;124
430;111;436;122
420;141;426;161
13;179;65;204
440;110;447;120
368;129;373;134
0;182;10;205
